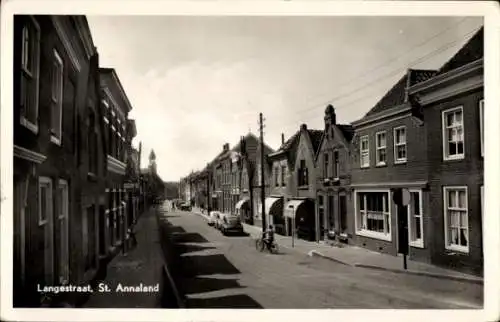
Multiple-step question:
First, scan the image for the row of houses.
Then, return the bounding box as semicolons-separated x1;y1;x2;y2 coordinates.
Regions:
12;15;162;307
181;29;484;275
181;27;484;276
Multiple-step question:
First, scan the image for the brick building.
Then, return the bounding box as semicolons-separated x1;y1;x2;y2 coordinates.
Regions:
349;69;436;260
13;15;106;306
408;28;484;275
314;105;354;242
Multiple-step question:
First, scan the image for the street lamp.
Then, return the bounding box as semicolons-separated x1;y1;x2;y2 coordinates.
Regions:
289;204;295;248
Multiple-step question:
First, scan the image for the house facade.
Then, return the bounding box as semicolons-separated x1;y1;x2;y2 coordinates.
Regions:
285;124;323;241
408;28;484;275
99;67;135;265
350;69;436;260
267;132;300;235
314;105;354;242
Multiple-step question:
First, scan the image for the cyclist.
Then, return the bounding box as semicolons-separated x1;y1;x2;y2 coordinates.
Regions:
262;225;275;250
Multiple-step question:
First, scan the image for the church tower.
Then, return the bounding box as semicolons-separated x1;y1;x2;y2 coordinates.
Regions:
149;149;157;174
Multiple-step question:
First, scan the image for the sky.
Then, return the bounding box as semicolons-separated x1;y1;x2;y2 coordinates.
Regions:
87;15;483;182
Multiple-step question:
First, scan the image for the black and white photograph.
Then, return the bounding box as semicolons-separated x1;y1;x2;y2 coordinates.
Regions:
1;1;499;322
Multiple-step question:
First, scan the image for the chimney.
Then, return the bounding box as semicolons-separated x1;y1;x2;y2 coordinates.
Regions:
223;143;229;151
281;133;285;145
300;124;307;131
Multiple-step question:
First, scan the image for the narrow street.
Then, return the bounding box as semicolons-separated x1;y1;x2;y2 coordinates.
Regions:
158;207;483;309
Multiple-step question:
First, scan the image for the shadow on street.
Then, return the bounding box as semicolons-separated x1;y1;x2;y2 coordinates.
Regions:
187;294;263;308
157;215;263;309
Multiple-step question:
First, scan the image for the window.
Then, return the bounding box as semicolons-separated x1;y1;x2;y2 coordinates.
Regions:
408;190;424;248
275;167;279;187
57;180;69;283
355;191;391;240
20;16;41;133
323;153;329;178
479;99;484;157
333;151;340;179
443;187;468;253
360;136;369;168
39;177;54;284
480;185;484;241
376;131;387;166
318;195;325;231
298;160;308;186
442;107;464;160
394;127;407;163
50;49;64;145
281;165;286;186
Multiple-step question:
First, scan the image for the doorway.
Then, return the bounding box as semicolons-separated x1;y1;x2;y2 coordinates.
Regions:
339;195;347;233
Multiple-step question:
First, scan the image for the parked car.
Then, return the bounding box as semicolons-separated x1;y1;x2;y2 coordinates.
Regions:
219;213;244;235
179;203;191;211
208;211;220;226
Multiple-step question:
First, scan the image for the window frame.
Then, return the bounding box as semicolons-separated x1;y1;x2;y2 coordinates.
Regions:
407;189;424;248
333;150;340;179
360;135;370;168
323;152;329;179
375;131;387;166
354;189;391;241
479;99;484;157
38;177;53;226
393;126;407;164
443;186;469;253
20;16;41;134
442;106;465;161
281;165;286;186
50;48;64;146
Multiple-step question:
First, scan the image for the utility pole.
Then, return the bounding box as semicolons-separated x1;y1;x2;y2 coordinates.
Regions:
259;113;266;232
206;164;210;214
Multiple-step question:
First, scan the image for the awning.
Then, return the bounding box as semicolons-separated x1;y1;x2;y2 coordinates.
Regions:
284;199;306;218
235;198;250;211
265;197;282;216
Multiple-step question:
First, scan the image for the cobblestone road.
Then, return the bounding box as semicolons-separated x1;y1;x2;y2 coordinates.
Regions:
160;209;483;309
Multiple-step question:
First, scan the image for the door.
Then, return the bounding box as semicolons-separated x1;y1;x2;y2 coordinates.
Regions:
39;177;54;285
13;175;28;297
328;195;334;231
339;195;347;233
57;180;69;284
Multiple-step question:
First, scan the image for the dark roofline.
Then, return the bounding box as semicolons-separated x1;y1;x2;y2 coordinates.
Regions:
99;67;133;112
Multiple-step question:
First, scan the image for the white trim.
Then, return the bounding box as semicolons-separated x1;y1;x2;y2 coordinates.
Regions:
416;75;483;106
359;135;370;168
393;126;407;164
375;131;387;166
480;185;484;245
103;88;126;120
102;99;109;109
103;117;109;124
442;106;465;161
479;99;484;157
443;186;469;253
38;177;52;225
50;49;64;145
354;189;392;241
410;59;482;94
13;145;47;163
408;189;424;248
107;155;126;175
20;117;39;134
51;16;81;72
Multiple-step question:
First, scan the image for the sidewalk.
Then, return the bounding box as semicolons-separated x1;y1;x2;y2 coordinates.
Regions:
192;208;482;285
82;207;175;308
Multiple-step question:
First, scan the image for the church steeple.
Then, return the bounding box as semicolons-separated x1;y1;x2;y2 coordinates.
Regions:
149;149;157;174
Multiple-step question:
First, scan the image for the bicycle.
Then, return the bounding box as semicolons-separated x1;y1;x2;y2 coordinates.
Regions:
255;237;279;254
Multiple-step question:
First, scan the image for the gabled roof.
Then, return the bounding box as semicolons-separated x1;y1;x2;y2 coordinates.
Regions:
364;69;437;117
338;124;355;142
435;27;483;76
307;129;324;155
